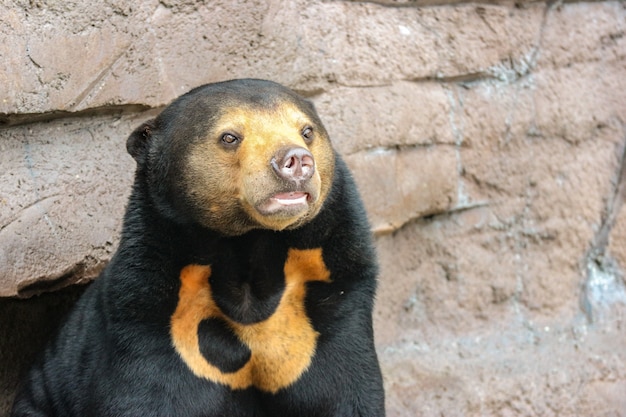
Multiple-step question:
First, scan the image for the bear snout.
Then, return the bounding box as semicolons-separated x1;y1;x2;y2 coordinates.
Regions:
271;146;315;185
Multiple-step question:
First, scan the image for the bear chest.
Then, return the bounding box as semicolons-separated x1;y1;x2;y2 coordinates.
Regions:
170;248;330;393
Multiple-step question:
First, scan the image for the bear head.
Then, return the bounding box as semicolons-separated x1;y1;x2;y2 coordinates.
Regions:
126;79;336;236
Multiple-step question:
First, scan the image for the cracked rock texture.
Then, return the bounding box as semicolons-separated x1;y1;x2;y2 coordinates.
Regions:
1;1;626;415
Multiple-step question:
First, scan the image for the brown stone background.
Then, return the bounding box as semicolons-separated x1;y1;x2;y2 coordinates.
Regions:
1;0;626;415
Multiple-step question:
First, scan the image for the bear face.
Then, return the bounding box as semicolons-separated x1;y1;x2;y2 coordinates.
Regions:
127;79;336;235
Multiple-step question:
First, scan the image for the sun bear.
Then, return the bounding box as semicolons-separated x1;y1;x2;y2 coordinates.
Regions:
12;79;385;417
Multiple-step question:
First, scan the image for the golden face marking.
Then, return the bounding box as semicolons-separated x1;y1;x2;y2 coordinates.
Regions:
170;248;331;393
183;102;335;235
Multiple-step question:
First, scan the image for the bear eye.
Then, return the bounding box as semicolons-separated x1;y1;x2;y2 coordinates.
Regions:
220;133;240;147
301;126;314;142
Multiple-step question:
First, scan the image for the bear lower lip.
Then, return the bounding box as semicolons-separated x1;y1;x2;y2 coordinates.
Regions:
272;192;309;205
257;192;310;215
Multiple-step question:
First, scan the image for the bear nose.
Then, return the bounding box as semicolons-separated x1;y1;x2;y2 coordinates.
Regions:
271;147;315;183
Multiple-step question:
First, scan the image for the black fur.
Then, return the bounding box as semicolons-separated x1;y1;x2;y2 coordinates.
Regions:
198;318;252;373
12;79;385;417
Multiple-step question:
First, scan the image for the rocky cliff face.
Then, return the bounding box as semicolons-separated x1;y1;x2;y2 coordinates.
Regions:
1;1;625;415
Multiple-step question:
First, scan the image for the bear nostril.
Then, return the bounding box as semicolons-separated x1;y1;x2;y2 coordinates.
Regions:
272;147;315;183
301;154;314;169
284;156;296;170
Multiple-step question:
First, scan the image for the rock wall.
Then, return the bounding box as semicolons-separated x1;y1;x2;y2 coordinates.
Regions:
1;1;625;415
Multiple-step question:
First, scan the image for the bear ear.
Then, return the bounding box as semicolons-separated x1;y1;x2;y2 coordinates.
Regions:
127;120;156;163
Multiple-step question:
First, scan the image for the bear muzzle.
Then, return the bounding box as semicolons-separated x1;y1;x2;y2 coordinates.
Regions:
251;146;320;219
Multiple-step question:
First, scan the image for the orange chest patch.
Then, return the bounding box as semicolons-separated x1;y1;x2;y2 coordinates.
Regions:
170;248;330;393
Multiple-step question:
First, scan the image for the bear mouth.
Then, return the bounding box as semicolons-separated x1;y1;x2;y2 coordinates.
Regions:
257;191;311;215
